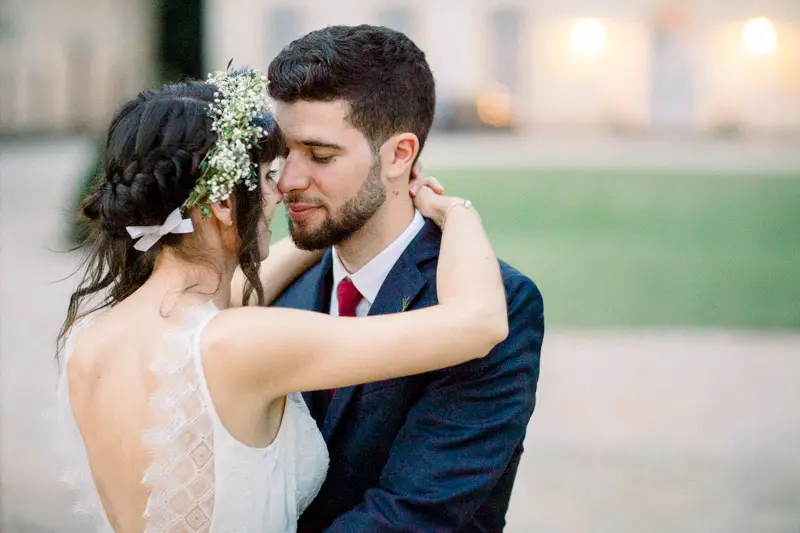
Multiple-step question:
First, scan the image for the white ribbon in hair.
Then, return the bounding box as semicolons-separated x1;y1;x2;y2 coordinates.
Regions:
125;208;194;252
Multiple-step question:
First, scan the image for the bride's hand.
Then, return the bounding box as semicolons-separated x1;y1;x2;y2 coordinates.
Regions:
410;162;466;228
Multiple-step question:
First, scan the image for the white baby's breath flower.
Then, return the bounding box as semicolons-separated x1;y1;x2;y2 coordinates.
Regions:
184;65;274;213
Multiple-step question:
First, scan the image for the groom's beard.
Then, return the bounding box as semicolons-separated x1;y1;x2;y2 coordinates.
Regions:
286;157;385;251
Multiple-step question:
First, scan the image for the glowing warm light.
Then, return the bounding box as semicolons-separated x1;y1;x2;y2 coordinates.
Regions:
570;19;607;56
476;86;512;128
741;18;778;55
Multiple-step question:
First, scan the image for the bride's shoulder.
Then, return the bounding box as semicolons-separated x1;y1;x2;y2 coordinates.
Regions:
62;308;108;356
70;308;105;332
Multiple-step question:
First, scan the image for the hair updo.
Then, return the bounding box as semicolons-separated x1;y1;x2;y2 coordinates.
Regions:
58;80;283;354
83;83;214;237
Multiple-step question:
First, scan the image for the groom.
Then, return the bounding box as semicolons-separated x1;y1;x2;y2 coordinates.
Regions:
269;25;544;532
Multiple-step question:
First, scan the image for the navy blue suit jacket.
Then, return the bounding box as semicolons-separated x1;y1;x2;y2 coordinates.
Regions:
272;219;544;532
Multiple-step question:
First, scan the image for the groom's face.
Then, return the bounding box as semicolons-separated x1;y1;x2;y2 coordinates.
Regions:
274;99;387;250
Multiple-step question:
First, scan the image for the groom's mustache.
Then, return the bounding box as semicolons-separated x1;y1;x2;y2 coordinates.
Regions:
284;195;327;208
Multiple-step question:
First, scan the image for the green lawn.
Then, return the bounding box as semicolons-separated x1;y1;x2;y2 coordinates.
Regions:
270;168;800;329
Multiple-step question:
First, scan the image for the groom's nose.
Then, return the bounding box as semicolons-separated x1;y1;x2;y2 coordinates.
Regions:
277;155;310;194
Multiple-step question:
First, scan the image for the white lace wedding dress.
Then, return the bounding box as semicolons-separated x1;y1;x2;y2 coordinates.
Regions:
54;302;329;532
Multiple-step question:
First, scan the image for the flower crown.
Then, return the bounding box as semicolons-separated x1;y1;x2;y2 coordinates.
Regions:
182;62;277;217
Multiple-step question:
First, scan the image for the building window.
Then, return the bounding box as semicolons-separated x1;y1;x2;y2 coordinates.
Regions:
267;7;301;59
489;9;523;93
67;33;94;130
377;7;413;36
650;11;694;129
0;0;12;42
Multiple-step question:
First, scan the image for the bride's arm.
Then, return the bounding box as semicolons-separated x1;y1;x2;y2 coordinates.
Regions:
230;236;323;307
207;185;509;397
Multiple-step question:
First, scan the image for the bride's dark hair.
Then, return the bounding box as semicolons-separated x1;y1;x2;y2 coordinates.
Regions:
58;80;283;355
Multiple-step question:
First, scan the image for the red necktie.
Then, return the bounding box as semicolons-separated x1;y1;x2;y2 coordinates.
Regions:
337;277;362;318
329;278;362;400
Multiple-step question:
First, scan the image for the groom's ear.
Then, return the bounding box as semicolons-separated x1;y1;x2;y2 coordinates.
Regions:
382;133;419;181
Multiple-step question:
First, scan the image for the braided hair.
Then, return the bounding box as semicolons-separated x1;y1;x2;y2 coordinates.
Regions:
58;80;283;357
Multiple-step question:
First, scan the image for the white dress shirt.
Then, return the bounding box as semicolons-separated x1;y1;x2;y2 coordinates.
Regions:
330;210;425;317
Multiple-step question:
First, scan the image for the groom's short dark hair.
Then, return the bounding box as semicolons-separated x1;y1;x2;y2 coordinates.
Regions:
268;24;436;154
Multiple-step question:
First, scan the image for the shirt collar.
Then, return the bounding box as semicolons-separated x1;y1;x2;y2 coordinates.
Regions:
331;210;425;304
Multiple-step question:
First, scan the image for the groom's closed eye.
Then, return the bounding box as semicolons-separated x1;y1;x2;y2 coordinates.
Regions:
283;139;343;165
310;153;335;164
303;144;342;165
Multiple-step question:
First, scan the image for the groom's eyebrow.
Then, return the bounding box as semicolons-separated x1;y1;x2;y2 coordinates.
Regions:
300;139;344;151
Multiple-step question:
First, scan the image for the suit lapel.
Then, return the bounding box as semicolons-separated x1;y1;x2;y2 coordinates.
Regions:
290;250;333;314
321;220;441;441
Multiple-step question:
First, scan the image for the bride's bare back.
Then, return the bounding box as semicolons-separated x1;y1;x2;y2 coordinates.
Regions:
66;301;192;532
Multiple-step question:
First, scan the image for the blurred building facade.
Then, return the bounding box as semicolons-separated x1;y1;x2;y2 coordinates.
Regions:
0;0;156;135
206;0;800;135
2;0;798;136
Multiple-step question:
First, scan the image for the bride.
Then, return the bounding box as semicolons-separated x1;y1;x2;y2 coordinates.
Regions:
55;68;507;532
